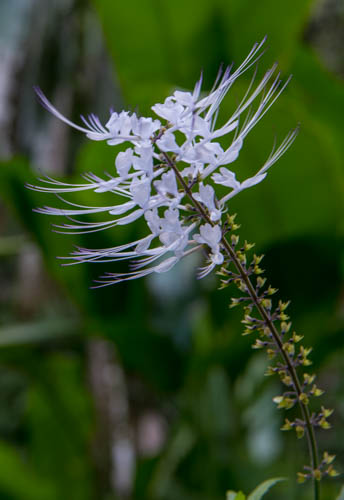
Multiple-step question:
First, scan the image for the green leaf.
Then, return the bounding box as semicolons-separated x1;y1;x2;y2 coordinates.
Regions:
92;0;219;109
247;477;285;500
27;353;93;500
149;425;196;498
0;441;55;500
0;157;94;310
218;0;315;65
92;0;170;109
227;491;246;500
336;485;344;500
0;318;79;347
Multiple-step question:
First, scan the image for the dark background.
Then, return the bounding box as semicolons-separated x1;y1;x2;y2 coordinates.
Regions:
0;0;343;499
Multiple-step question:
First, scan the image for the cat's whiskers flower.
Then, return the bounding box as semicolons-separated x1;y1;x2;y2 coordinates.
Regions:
30;38;297;286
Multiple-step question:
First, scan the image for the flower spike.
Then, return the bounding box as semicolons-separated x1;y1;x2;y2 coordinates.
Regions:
30;39;335;496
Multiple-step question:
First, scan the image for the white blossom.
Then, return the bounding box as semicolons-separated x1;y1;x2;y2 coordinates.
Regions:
194;184;221;222
194;223;224;278
30;39;297;285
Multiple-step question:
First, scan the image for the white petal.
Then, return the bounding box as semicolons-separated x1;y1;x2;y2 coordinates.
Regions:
133;146;154;174
135;234;155;253
194;223;222;249
240;172;267;189
218;138;243;165
154;171;178;198
173;90;194;106
211;251;224;265
130;179;151;208
154;256;179;273
210;119;238;139
212;168;240;189
132;116;160;139
115;148;134;177
152;98;184;123
156;131;180;153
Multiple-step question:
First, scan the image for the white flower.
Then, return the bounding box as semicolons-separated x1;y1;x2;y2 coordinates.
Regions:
115;148;134;178
131;116;161;141
132;145;155;176
194;223;221;250
156;131;180;153
194;223;224;277
106;111;136;145
179;141;224;165
212;168;241;189
30;39;297;285
154;171;181;204
194;184;221;222
151;98;185;125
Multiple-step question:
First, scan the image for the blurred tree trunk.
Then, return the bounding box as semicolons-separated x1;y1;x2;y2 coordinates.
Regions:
0;1;133;499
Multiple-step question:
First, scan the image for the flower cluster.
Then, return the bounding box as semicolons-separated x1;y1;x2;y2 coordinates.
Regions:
29;39;297;285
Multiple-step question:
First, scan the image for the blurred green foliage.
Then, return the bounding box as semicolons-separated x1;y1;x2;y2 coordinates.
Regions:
0;0;344;499
226;477;285;500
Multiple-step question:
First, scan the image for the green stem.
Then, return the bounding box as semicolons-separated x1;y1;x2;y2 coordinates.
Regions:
220;235;320;500
164;153;320;500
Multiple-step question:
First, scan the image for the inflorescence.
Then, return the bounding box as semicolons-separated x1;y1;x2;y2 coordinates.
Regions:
29;38;296;286
29;38;336;493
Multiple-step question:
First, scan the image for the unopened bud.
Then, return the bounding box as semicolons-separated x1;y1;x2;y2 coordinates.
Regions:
297;472;307;483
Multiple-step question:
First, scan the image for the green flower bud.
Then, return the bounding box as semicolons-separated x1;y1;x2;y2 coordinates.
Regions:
283;342;295;355
292;332;303;343
313;469;322;481
273;395;295;409
281;321;291;333
281;374;293;386
253;254;264;265
278;300;290;312
281;418;293;431
299;393;309;405
256;277;266;288
252;339;265;349
311;385;324;397
261;298;272;309
319;417;331;430
229;298;240;308
295;425;304;439
327;465;339;477
323;451;336;465
321;407;334;419
265;366;275;376
237;280;248;292
231;234;239;246
303;373;316;385
254;265;264;275
297;472;307;483
243;240;255;251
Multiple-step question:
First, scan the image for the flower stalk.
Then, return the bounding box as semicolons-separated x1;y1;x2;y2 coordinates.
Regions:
165;150;338;500
29;39;338;498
